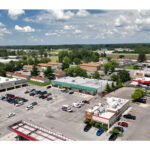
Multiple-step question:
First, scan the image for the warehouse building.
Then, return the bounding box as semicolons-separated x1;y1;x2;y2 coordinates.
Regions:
0;76;28;92
80;62;100;72
85;97;130;128
51;77;114;95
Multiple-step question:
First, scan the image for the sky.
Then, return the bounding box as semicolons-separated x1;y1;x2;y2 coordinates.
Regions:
1;9;150;45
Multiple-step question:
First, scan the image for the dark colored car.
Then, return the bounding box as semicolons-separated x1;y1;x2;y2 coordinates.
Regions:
46;93;52;96
42;91;47;94
6;94;15;98
47;97;52;101
31;102;38;106
109;134;118;141
30;89;36;92
82;100;90;104
118;122;128;127
47;86;51;89
123;114;136;120
69;91;74;94
30;93;36;96
136;97;147;104
24;90;30;94
84;124;92;132
114;126;124;133
39;95;47;99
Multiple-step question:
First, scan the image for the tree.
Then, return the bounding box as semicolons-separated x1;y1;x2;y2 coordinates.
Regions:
43;66;54;80
138;52;146;62
31;65;39;76
117;70;131;82
105;83;111;92
22;55;27;61
62;56;71;70
133;65;139;70
65;66;88;78
119;55;124;58
74;58;81;65
103;63;110;74
0;67;6;77
93;71;101;79
131;88;146;100
111;82;115;91
111;74;118;81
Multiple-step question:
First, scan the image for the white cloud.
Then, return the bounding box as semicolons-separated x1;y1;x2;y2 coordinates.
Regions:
45;32;58;36
114;15;130;27
0;28;11;36
73;29;82;34
8;9;25;20
49;9;74;20
0;22;5;27
64;25;74;30
15;25;35;32
77;10;89;17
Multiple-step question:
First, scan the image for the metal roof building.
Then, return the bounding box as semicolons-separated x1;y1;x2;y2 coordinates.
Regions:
8;120;73;141
52;77;114;94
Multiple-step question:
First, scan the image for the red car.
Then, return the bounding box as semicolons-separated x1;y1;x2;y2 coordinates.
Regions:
82;100;90;104
118;122;128;127
24;90;30;94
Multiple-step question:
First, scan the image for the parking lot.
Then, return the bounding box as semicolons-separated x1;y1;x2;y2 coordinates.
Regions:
0;85;150;141
0;84;110;141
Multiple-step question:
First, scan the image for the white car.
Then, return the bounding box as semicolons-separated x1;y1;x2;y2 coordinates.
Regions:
72;102;81;108
26;105;33;110
6;113;16;118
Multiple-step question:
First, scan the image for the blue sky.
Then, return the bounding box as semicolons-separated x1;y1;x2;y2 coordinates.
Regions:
0;9;150;45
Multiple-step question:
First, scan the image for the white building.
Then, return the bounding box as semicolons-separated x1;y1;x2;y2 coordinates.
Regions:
0;76;28;91
31;76;49;83
85;97;130;128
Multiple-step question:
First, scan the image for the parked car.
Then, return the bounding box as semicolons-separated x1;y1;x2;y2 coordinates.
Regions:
136;97;147;103
84;124;92;132
30;89;36;92
79;101;84;106
123;114;136;120
39;95;47;99
6;112;16;118
62;105;73;112
82;100;90;104
42;91;47;94
30;93;36;96
26;105;33;110
47;93;52;97
69;91;74;94
118;122;128;127
5;94;15;98
72;102;81;108
114;126;124;133
15;103;23;107
47;97;53;101
24;90;30;94
109;134;118;141
31;102;37;106
96;128;104;136
47;86;51;89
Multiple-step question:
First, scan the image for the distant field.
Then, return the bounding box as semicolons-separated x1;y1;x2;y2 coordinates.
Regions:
50;56;58;62
108;53;150;59
107;53;138;59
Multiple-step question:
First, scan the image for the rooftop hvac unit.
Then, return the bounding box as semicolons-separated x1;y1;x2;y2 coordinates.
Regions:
99;107;105;113
112;104;117;109
94;110;99;116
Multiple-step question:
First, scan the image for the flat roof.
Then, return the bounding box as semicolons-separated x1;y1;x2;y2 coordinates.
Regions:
0;76;17;84
53;77;113;89
87;97;129;120
8;120;73;141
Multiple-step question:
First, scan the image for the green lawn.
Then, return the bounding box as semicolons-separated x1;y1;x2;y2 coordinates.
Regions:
50;56;58;62
6;76;13;79
28;80;51;86
122;65;134;69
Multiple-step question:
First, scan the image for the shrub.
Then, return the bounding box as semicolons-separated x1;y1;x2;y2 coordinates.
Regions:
95;123;101;128
89;121;95;126
84;119;90;124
